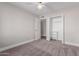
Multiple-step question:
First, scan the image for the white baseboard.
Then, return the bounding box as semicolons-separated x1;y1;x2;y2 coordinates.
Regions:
65;42;79;47
0;39;34;52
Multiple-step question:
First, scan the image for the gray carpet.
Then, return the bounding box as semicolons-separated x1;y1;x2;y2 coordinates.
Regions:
1;39;79;56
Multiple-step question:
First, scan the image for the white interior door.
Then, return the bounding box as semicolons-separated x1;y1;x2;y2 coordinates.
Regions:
34;18;41;40
50;16;63;42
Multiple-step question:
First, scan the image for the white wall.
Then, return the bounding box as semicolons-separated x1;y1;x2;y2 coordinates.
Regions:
63;8;79;45
45;7;79;46
0;3;40;49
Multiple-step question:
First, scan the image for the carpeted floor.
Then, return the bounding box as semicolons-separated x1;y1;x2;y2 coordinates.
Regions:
0;39;79;56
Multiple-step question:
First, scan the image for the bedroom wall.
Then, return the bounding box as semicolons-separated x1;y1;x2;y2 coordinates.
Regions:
0;3;40;50
45;7;79;46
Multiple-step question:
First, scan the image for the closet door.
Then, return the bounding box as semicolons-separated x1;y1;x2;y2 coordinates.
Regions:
51;16;63;41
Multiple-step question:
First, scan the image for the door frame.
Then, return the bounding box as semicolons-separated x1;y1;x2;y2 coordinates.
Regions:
34;18;41;40
46;15;65;43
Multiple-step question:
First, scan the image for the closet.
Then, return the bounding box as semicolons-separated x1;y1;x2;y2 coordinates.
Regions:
46;16;64;42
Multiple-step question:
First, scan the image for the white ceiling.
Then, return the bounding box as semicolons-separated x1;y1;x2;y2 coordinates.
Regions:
10;2;79;16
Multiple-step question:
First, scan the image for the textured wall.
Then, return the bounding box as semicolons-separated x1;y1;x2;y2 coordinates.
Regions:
0;3;40;49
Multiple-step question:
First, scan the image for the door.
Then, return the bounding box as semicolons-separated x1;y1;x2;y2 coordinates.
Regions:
50;16;63;42
34;18;41;40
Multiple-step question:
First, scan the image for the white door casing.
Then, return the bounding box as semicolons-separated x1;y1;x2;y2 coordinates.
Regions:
46;16;64;43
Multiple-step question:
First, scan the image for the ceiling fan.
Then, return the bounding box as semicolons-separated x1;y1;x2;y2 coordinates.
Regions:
37;2;46;9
